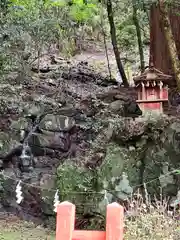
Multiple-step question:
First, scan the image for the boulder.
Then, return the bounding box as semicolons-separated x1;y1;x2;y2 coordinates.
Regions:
39;114;75;132
108;100;124;115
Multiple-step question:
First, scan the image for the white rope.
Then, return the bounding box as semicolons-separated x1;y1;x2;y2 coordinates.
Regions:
0;169;179;194
53;190;60;212
15;180;23;204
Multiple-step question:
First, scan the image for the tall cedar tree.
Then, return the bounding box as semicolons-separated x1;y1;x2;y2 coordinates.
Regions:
159;0;180;90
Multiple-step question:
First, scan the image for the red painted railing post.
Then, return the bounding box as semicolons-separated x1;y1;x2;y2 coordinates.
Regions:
106;202;124;240
56;201;75;240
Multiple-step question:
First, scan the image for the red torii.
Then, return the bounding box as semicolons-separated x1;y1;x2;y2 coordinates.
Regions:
55;201;124;240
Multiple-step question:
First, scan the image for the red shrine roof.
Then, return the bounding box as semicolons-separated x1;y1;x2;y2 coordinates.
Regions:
133;65;173;84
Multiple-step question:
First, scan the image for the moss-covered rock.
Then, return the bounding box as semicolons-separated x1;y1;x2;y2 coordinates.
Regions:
0;132;20;155
55;113;180;220
39;114;75;132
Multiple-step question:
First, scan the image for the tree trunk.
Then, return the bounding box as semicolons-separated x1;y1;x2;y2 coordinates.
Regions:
0;0;8;16
100;4;112;80
106;0;129;87
132;0;145;73
159;0;180;90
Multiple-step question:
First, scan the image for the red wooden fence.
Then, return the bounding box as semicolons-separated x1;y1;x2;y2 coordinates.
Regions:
56;201;124;240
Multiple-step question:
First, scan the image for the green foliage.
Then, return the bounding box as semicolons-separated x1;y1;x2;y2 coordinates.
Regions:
114;0;149;57
56;162;97;202
0;0;103;74
56;162;106;230
117;19;137;50
0;0;152;75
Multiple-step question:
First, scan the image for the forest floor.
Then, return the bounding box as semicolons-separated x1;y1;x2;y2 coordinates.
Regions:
0;217;54;240
72;47;136;85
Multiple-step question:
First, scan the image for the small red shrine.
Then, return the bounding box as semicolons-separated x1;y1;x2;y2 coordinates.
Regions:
133;65;173;113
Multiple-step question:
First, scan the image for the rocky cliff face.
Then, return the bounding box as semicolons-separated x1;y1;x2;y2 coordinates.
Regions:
0;55;180;228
